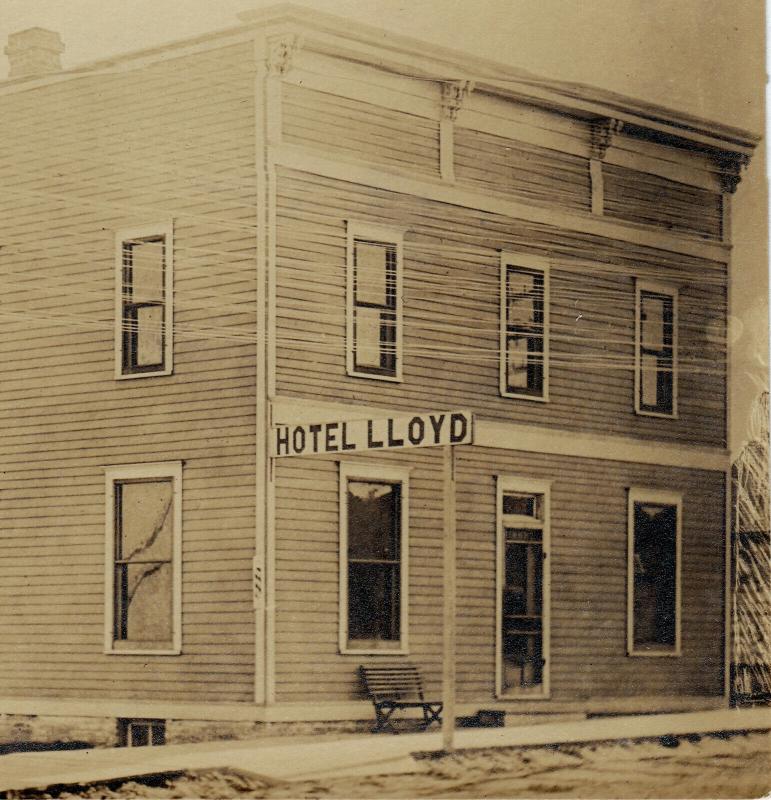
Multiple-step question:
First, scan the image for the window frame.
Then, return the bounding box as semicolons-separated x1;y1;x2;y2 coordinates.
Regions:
499;252;550;402
115;221;174;380
626;487;682;658
346;221;405;383
338;461;410;656
104;461;183;656
634;279;678;418
495;475;552;699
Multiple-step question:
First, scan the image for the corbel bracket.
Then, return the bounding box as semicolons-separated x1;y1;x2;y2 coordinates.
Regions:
590;117;624;161
441;80;475;121
266;33;303;77
715;152;751;194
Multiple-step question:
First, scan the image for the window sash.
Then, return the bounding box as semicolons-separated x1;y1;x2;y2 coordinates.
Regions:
104;463;182;656
636;285;677;416
115;223;173;379
346;223;403;382
627;488;682;657
339;463;409;654
500;258;549;400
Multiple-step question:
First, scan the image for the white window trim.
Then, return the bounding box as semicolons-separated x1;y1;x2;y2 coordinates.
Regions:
634;279;678;418
499;252;550;402
495;475;552;699
339;461;410;656
104;461;183;656
114;221;174;380
345;220;405;383
627;487;682;658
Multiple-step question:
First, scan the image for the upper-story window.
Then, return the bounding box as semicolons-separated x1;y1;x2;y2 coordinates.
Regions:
635;280;677;417
346;221;403;382
500;253;549;401
115;222;173;379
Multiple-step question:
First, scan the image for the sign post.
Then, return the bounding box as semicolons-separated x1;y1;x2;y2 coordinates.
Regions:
272;408;472;751
442;443;457;751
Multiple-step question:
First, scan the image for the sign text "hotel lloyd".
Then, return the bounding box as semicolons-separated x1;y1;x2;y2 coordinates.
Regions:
272;410;473;457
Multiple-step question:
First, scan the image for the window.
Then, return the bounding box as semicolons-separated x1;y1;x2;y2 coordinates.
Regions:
339;462;409;654
346;222;403;381
118;719;166;747
105;462;182;655
116;222;173;378
635;281;677;416
500;253;549;400
627;488;681;656
496;477;551;698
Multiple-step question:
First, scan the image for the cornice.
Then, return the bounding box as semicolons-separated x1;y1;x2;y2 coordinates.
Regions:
0;2;760;160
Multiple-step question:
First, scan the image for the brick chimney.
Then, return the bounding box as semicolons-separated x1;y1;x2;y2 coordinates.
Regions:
5;28;64;79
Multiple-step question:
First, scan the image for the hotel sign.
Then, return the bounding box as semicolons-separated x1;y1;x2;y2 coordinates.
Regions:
272;409;473;457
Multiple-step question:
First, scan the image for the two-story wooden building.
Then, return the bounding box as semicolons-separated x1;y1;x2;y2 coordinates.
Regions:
0;4;759;745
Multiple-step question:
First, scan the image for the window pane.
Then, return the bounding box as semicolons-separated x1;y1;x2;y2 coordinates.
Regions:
347;562;400;642
354;306;384;369
640;353;660;407
504;541;543;617
507;271;535;327
507;336;529;389
641;293;666;350
355;241;391;306
115;562;173;645
134;305;165;367
347;481;399;561
116;481;173;562
126;238;164;304
130;724;150;747
633;502;677;649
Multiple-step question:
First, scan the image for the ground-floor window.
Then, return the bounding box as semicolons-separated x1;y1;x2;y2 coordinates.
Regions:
104;462;182;655
118;718;166;747
339;462;409;654
496;477;551;697
627;488;681;656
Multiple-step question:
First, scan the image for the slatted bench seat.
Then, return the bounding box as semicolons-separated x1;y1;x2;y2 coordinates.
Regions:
360;663;442;733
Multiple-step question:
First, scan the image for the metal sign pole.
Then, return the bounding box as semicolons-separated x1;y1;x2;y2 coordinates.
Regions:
441;443;456;751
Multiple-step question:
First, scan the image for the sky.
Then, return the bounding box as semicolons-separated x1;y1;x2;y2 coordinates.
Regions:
1;0;767;454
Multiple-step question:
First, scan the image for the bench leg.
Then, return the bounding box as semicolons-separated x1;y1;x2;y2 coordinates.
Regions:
373;703;398;734
422;703;443;730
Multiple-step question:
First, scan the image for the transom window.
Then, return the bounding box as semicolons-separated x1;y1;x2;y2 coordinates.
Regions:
339;463;409;653
500;254;549;400
635;281;677;416
346;222;403;381
115;223;173;378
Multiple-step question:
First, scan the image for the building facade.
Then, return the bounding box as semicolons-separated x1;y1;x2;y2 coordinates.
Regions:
0;5;759;743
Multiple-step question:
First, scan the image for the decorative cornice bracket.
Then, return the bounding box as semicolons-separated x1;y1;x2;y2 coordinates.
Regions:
590;117;624;161
715;152;751;194
441;80;475;121
266;33;303;77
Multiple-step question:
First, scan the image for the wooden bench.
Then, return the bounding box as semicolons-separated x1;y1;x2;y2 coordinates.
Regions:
360;663;442;733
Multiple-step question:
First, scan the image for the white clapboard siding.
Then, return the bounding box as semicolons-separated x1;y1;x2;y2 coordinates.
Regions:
603;163;723;239
273;447;725;704
454;126;592;212
282;84;440;177
275;169;727;447
0;43;257;704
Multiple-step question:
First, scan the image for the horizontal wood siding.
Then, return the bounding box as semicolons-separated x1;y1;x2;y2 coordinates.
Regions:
282;84;440;176
454;126;591;212
275;169;727;446
273;449;725;704
603;164;723;239
0;44;257;703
